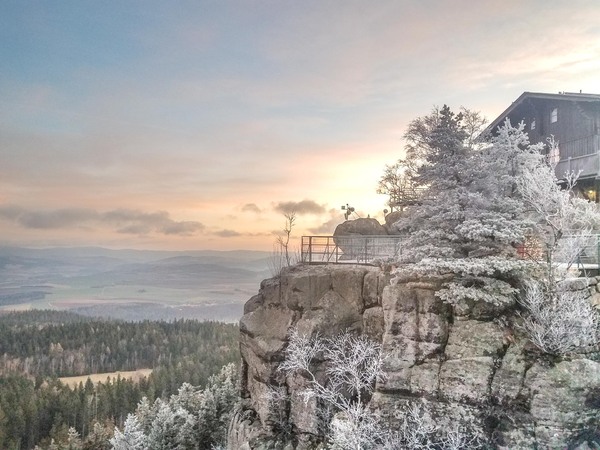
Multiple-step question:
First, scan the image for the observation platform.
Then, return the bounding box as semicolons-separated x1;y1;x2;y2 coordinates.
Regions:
301;235;600;275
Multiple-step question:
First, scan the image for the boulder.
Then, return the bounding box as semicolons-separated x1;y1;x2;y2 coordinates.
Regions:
333;217;387;237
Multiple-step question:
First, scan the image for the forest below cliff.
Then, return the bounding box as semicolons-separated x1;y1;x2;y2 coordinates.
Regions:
0;310;239;449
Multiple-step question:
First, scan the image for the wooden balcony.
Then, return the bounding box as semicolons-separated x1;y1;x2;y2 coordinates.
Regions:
555;135;600;179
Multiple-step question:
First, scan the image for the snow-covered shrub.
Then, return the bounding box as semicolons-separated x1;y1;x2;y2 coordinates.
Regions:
518;281;600;355
279;330;387;448
278;330;488;449
395;256;526;309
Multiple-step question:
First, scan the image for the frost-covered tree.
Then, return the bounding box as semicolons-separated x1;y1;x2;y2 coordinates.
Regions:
392;112;540;309
110;363;238;450
516;138;600;280
377;161;421;211
147;400;196;450
388;107;600;354
110;414;147;450
395;111;538;261
517;281;600;355
515;137;600;354
278;330;386;449
195;363;239;447
82;421;114;450
278;330;486;449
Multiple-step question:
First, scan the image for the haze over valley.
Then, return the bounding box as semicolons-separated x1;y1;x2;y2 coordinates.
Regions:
0;246;271;321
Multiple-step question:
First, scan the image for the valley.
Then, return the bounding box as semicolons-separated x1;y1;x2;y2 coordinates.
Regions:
0;246;271;322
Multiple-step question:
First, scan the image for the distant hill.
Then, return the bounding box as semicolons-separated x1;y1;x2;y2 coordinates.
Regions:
0;246;272;321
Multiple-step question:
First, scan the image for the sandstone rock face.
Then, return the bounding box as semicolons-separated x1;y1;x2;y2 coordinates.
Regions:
230;265;600;449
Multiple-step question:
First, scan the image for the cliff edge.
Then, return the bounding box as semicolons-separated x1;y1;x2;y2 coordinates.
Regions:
229;264;600;449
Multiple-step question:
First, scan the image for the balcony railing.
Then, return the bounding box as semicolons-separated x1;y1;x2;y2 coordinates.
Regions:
559;135;600;159
555;153;600;179
555;135;600;179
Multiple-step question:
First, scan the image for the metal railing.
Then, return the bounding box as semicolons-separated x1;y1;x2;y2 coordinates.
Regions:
517;235;600;272
301;235;405;265
302;235;600;271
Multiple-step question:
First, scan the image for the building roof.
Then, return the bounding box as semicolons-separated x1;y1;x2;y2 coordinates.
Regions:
485;91;600;135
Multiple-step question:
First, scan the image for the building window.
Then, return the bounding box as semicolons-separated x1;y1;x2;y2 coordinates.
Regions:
531;119;536;130
550;107;558;123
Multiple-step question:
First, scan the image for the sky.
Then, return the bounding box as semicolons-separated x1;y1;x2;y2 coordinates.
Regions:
1;0;600;251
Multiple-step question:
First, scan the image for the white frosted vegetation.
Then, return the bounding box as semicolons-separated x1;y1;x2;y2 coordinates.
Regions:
518;280;600;355
110;363;238;450
387;107;600;355
278;330;485;449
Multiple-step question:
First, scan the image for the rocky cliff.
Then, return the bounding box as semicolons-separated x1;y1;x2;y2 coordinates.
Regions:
228;264;600;449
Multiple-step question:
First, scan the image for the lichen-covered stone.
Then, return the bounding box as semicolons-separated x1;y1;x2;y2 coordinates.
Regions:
439;357;495;403
445;320;505;359
295;289;362;337
239;307;295;358
362;306;384;342
331;265;368;309
525;359;600;448
280;267;331;311
362;268;390;308
491;341;528;405
410;361;441;396
287;374;319;435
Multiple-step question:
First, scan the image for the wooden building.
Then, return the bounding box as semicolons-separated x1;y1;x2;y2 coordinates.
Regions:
486;91;600;201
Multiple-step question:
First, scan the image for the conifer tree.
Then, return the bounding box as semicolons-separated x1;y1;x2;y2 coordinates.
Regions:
388;109;600;352
110;414;147;450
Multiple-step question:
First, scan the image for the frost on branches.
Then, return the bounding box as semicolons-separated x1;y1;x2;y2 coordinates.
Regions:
277;330;488;449
385;107;600;354
515;137;600;354
518;281;600;355
391;110;542;309
277;330;386;449
109;363;238;450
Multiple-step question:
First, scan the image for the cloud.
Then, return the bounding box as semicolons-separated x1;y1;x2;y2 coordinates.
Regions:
213;229;242;238
0;206;100;229
103;209;205;236
160;221;204;236
241;203;262;214
0;205;204;236
273;199;326;215
0;205;29;221
308;208;344;234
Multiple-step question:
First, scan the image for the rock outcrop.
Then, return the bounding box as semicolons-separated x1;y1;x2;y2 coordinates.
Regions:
333;218;388;237
229;264;600;449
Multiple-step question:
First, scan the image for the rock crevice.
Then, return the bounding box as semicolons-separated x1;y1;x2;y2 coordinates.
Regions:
230;265;600;449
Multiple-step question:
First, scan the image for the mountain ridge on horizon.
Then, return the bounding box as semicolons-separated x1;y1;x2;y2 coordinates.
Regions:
0;245;273;322
0;244;271;260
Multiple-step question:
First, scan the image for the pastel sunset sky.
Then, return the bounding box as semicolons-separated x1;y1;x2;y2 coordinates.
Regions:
2;1;600;251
